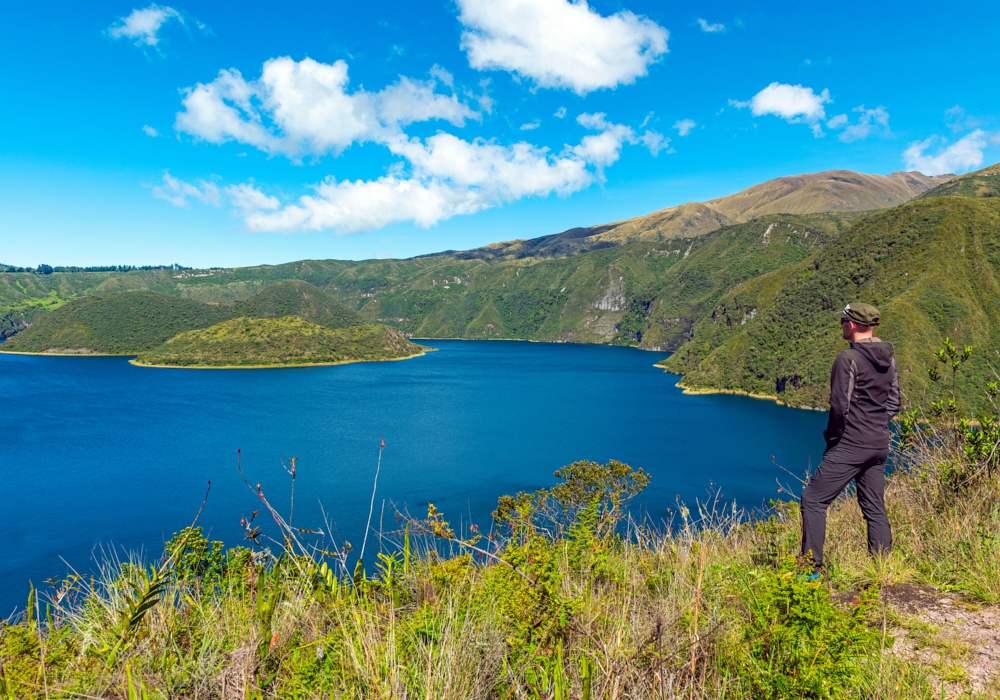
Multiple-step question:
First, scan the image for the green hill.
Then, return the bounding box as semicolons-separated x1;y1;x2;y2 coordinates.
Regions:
133;316;424;368
0;292;231;354
233;279;362;328
916;162;1000;200
659;194;1000;413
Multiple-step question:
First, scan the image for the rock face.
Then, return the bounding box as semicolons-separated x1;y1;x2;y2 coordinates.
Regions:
593;269;626;311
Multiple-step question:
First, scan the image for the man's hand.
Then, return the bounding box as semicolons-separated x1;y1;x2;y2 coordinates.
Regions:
823;429;841;452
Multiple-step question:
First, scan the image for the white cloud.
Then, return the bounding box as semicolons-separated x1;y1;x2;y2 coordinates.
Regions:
825;114;848;129
226;183;280;213
167;52;665;234
829;105;890;143
733;82;831;136
244;177;487;234
944;105;983;134
554;107;567;119
575;112;666;161
150;172;220;207
455;0;668;94
142;125;160;137
429;64;455;88
673;118;696;136
107;4;183;47
903;130;999;176
168;113;664;233
520;120;541;130
697;18;725;33
175;57;477;159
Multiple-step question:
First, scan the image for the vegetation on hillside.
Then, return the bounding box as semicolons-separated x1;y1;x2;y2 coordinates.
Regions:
133;316;423;367
917;163;1000;200
3;363;999;698
233;280;362;329
0;292;231;354
661;196;1000;413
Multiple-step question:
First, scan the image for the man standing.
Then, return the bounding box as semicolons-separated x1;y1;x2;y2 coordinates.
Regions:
800;303;900;576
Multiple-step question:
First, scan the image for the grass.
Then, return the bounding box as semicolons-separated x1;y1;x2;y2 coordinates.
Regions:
4;375;1000;699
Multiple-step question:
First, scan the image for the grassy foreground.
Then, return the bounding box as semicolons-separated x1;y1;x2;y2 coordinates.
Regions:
3;395;999;698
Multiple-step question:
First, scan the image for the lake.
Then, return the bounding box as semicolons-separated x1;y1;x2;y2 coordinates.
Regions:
0;340;827;614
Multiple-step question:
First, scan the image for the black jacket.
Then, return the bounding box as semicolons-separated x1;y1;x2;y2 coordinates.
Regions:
824;339;900;450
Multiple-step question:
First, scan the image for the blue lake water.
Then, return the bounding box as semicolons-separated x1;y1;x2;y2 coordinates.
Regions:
0;340;827;614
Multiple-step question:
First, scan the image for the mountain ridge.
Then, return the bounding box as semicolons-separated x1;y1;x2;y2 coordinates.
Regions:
450;169;952;260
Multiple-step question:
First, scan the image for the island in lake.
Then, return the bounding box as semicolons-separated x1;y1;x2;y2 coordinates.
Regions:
0;280;426;368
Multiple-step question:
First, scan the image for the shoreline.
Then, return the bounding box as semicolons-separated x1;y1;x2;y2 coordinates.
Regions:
410;336;668;352
0;349;122;357
128;346;431;370
655;364;826;411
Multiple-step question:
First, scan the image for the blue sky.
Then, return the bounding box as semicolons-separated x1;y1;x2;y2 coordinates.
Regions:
2;0;999;268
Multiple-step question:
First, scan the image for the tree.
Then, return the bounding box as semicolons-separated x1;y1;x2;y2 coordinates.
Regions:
36;264;53;275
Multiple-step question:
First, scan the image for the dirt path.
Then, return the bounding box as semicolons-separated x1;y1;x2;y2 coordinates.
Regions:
883;584;1000;697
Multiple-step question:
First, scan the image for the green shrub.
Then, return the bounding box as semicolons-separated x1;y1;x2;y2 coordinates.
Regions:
732;564;883;699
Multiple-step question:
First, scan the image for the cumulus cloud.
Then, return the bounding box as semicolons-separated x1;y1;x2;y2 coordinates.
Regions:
554;107;567;119
903;130;999;176
142;125;160;137
825;105;889;143
732;82;831;136
150;172;220;207
163;112;665;233
520;120;541;130
244;177;487;233
674;118;696;136
575;112;666;160
455;0;668;94
175;57;477;159
696;18;725;33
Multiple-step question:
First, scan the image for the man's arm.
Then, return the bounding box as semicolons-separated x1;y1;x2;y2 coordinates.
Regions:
886;358;901;418
824;351;856;446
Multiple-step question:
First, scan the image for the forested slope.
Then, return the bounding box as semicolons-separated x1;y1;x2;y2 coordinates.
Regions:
660;194;1000;413
0;292;231;354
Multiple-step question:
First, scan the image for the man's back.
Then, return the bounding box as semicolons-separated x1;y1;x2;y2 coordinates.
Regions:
826;340;900;450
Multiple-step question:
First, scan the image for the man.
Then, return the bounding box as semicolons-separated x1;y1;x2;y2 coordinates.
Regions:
800;302;900;576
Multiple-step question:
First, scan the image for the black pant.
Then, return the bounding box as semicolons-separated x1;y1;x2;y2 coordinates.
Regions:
800;442;891;568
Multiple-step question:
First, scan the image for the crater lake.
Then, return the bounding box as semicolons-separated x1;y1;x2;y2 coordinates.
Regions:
0;340;827;613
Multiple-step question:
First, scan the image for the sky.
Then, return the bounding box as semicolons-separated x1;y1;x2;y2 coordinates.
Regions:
2;1;999;268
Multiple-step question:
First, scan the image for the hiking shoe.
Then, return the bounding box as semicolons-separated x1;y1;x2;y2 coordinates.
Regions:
797;569;822;582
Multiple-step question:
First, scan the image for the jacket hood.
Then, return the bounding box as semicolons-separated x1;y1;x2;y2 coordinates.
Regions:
853;340;894;371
